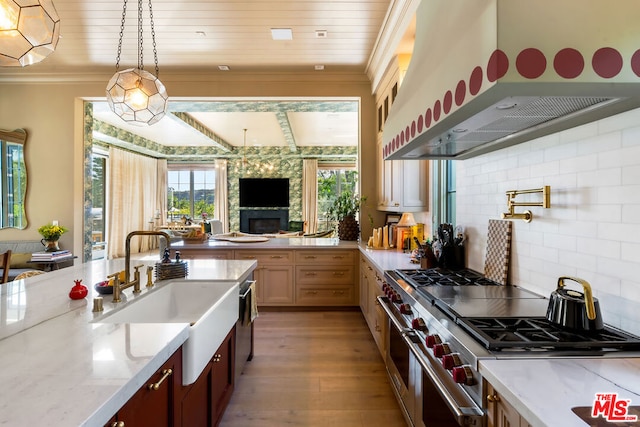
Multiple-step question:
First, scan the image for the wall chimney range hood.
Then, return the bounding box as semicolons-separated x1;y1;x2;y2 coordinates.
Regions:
383;0;640;160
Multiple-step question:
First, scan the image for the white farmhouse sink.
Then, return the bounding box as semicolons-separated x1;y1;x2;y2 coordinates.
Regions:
93;280;239;385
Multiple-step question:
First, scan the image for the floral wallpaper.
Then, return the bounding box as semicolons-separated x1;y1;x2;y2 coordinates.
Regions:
84;101;358;259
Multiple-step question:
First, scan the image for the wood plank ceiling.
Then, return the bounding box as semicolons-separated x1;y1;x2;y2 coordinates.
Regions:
0;0;416;150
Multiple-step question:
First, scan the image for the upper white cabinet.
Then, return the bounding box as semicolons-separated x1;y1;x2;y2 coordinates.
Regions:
375;55;430;213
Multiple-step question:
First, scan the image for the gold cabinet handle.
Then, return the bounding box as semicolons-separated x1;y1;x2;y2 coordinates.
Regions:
213;353;222;362
111;422;125;427
305;272;317;276
332;255;344;259
241;256;256;259
332;290;345;295
487;394;501;403
304;255;317;259
332;271;345;276
306;290;318;295
270;255;283;259
148;368;172;391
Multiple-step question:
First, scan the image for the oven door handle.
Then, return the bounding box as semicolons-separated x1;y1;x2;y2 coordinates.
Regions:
377;296;484;424
239;280;256;299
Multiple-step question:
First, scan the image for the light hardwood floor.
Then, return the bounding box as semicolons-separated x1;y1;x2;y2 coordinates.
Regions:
219;310;407;427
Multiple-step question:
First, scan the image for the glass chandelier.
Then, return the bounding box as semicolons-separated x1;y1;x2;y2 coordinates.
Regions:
0;0;61;67
106;0;168;126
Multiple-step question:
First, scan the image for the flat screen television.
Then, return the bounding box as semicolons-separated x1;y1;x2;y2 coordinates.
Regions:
239;178;289;208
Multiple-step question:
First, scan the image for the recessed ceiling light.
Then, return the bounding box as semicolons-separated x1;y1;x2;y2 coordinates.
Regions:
218;65;230;71
271;28;293;40
314;65;325;71
195;31;206;37
315;30;328;38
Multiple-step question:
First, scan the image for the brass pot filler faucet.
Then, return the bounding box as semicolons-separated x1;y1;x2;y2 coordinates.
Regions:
501;185;550;222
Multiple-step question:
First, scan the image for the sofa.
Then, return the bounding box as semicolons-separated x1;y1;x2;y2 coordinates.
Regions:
0;240;47;282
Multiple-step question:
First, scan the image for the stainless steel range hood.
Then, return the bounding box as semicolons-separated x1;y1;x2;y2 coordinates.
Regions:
383;0;640;160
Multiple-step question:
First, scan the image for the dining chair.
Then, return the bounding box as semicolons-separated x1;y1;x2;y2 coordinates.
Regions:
0;250;12;284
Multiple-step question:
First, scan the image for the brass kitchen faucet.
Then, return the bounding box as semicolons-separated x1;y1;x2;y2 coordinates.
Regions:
109;230;171;302
501;186;551;222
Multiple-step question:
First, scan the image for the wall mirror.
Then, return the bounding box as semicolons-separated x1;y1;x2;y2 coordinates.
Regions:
0;128;28;229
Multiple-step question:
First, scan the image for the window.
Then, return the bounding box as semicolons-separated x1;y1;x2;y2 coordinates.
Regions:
432;160;456;228
0;139;26;229
90;152;107;260
167;166;215;221
317;163;358;230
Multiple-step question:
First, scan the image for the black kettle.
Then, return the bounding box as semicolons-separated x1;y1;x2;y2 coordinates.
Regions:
545;276;603;332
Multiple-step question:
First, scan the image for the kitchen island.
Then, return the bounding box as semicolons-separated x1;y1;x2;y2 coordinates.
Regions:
0;256;256;426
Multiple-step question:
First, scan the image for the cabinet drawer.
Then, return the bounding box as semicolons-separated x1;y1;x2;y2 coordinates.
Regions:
234;250;293;265
295;250;355;265
296;286;354;305
295;266;355;285
178;249;232;260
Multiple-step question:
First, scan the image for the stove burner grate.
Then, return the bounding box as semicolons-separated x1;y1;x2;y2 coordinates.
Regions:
395;268;497;287
458;317;640;352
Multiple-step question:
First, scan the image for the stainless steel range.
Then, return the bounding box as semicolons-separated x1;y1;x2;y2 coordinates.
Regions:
380;268;640;427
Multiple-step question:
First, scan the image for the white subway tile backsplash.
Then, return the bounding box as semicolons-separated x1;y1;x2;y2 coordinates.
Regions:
530;160;560;178
577;132;621;156
621;205;640;224
543;233;577;251
621;124;640;147
598;108;640;134
577;167;621;187
543;141;577;162
622;163;640;184
558;251;598;273
597;222;640;243
621;242;640;263
575;204;621;223
576;237;621;259
458;107;640;329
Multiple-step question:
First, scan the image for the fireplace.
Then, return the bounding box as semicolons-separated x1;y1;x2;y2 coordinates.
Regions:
240;209;288;233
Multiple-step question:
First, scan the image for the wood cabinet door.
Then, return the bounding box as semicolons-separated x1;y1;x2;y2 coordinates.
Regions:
115;348;182;427
402;159;429;209
180;364;210;427
486;382;524;427
260;266;294;305
359;257;370;314
211;327;235;426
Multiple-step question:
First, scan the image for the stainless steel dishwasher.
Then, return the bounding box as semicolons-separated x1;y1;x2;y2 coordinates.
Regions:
236;277;255;382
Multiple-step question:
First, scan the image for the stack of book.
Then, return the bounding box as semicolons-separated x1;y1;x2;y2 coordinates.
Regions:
30;250;73;262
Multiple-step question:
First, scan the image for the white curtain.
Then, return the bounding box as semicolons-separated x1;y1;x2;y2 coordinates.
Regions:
107;148;162;258
214;159;229;232
302;159;318;234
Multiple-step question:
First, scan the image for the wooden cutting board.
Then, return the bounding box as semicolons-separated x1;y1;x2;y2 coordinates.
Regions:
483;219;512;285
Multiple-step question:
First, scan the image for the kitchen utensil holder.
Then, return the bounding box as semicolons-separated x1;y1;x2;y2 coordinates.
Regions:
155;261;188;281
501;186;550;222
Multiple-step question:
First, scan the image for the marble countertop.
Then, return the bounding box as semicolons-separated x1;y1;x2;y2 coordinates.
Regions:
480;358;640;427
0;257;256;427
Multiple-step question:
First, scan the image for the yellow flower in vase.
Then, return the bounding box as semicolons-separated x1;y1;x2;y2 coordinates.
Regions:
38;223;68;247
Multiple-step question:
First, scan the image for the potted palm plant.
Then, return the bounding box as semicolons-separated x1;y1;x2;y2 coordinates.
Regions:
327;192;366;241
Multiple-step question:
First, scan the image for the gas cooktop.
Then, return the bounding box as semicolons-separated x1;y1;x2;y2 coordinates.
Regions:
458;317;640;352
387;267;640;355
